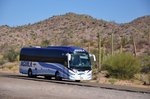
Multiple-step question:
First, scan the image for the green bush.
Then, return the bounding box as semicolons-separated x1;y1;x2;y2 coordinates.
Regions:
3;48;19;62
102;53;141;79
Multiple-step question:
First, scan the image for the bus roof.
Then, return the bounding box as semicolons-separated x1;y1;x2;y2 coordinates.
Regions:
21;46;88;53
47;46;87;53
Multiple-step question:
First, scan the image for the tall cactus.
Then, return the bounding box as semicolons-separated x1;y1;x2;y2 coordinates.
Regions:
111;31;114;55
120;38;123;53
131;33;137;56
88;42;90;53
119;36;123;53
147;30;150;52
98;32;102;72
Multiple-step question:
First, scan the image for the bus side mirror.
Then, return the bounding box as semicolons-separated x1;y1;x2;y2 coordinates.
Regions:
66;53;71;61
93;54;96;61
90;54;96;62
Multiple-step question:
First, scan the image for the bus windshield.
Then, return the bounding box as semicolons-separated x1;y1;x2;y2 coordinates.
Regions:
70;53;91;70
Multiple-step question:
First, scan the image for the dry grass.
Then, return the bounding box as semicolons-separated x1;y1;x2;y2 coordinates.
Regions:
0;62;19;73
0;55;3;59
89;72;150;89
135;73;150;85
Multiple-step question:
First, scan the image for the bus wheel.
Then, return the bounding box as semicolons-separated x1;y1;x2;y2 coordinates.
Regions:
28;69;33;78
44;76;51;80
55;72;62;81
75;80;80;82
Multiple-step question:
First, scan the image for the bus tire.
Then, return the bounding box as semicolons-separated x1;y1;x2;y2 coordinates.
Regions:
28;69;33;78
44;76;51;80
55;72;62;81
75;80;80;82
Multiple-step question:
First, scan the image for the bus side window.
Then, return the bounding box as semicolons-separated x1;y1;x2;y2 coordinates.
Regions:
29;62;32;67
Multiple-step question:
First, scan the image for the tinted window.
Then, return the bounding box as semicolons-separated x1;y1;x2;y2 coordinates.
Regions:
20;48;67;64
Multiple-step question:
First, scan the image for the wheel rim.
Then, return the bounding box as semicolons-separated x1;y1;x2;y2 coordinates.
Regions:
55;72;60;80
56;72;59;78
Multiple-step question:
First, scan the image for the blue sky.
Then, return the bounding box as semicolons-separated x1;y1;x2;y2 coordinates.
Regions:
0;0;150;26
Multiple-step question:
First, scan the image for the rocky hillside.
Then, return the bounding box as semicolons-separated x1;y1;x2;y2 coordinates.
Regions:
0;13;149;56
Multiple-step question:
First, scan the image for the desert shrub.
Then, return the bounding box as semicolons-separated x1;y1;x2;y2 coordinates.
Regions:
141;56;150;73
92;65;98;80
3;48;19;62
61;39;70;46
102;52;141;79
135;72;150;85
41;40;50;47
0;59;5;65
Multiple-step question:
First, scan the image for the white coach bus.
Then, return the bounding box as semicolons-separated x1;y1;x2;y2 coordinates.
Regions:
19;46;96;81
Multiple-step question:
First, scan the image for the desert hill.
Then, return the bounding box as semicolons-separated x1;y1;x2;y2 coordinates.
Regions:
0;13;149;56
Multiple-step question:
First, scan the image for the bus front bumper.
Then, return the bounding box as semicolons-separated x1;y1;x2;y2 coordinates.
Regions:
69;70;92;80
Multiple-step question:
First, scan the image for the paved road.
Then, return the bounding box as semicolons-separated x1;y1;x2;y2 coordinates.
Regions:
0;72;150;99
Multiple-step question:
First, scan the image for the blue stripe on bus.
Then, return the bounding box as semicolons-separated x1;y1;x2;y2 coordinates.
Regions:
38;62;69;77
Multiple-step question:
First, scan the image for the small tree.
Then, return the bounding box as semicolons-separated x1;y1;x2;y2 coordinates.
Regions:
141;56;150;73
3;48;18;62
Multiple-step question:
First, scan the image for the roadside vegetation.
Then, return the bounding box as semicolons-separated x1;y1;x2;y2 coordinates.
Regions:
3;48;19;62
102;52;141;79
0;62;19;73
0;48;19;72
91;52;150;86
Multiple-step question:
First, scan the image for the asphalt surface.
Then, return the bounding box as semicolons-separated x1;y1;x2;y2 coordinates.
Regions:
0;72;150;99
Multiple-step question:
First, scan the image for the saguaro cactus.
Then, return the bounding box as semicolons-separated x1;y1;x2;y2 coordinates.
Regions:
111;31;114;56
88;42;90;53
131;33;137;56
98;32;102;71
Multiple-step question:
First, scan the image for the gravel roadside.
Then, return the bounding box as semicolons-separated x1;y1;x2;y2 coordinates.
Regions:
0;72;150;99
